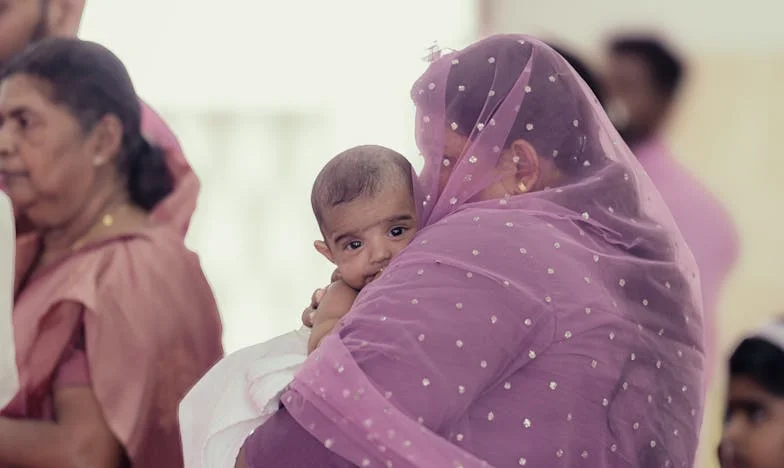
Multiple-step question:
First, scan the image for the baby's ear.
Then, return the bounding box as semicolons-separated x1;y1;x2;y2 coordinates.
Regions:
314;240;335;264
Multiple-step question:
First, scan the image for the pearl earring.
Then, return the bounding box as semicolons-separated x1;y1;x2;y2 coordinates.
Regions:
92;156;104;166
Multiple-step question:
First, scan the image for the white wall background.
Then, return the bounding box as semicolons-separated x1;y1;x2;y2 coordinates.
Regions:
484;0;784;55
78;0;477;352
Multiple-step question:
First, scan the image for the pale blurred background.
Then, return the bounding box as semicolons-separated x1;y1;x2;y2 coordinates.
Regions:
78;1;781;466
78;0;476;352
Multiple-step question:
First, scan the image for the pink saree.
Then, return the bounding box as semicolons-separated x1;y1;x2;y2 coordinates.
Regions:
1;107;223;467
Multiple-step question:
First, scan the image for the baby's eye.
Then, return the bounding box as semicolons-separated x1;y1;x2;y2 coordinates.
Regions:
389;226;407;237
345;240;363;251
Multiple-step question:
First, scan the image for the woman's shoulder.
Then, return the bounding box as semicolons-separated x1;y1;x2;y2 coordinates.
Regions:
45;225;208;307
409;205;564;259
74;226;219;342
63;224;191;274
101;221;193;255
98;224;204;283
15;225;216;336
391;204;602;297
424;204;561;235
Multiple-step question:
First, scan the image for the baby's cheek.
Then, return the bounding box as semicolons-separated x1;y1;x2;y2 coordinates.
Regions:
339;271;366;290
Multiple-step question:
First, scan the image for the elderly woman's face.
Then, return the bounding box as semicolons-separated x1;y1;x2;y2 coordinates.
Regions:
0;74;97;226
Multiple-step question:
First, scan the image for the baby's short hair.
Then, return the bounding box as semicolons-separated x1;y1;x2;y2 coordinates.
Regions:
311;145;414;230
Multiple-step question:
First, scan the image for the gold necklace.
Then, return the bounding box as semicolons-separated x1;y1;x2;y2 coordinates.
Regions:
70;204;128;251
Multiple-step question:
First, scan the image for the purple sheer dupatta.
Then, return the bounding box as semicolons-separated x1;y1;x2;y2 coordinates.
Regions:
251;35;704;468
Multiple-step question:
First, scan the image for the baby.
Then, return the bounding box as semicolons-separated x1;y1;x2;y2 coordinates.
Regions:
178;145;418;468
307;144;418;352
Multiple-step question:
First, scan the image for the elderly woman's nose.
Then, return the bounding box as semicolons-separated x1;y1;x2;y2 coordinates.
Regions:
0;124;15;158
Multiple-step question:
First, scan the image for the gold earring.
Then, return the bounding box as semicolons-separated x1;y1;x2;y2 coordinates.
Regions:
517;180;528;193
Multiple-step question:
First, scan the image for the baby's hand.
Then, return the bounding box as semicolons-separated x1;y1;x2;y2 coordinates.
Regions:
330;268;342;283
302;287;326;328
301;271;343;327
307;319;339;354
306;280;358;353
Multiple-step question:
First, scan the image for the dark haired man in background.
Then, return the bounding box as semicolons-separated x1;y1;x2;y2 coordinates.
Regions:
606;36;683;146
606;35;739;386
549;43;605;105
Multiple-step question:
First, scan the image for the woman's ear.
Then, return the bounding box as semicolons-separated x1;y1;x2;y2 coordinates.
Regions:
508;139;540;193
86;114;124;168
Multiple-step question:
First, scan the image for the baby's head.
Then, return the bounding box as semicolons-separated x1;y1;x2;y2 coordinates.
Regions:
720;319;784;468
312;145;418;290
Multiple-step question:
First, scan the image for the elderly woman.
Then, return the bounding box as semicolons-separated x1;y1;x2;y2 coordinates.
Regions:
235;34;705;468
0;38;223;467
0;0;199;237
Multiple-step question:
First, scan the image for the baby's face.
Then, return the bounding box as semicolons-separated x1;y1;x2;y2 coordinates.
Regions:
322;183;418;290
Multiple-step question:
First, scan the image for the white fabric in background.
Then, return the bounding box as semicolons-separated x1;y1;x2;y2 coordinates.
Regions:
0;192;17;409
179;327;309;468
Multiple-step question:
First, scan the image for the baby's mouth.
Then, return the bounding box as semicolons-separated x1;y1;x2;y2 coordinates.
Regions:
367;268;385;283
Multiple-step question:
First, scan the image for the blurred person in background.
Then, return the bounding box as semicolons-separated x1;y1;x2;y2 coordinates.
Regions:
605;35;739;385
548;43;606;105
0;38;223;467
0;0;200;236
719;319;784;468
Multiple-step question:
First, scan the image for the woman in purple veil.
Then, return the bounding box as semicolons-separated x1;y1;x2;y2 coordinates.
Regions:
238;34;704;467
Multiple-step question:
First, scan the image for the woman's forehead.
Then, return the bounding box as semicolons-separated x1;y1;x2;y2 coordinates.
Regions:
0;74;53;113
